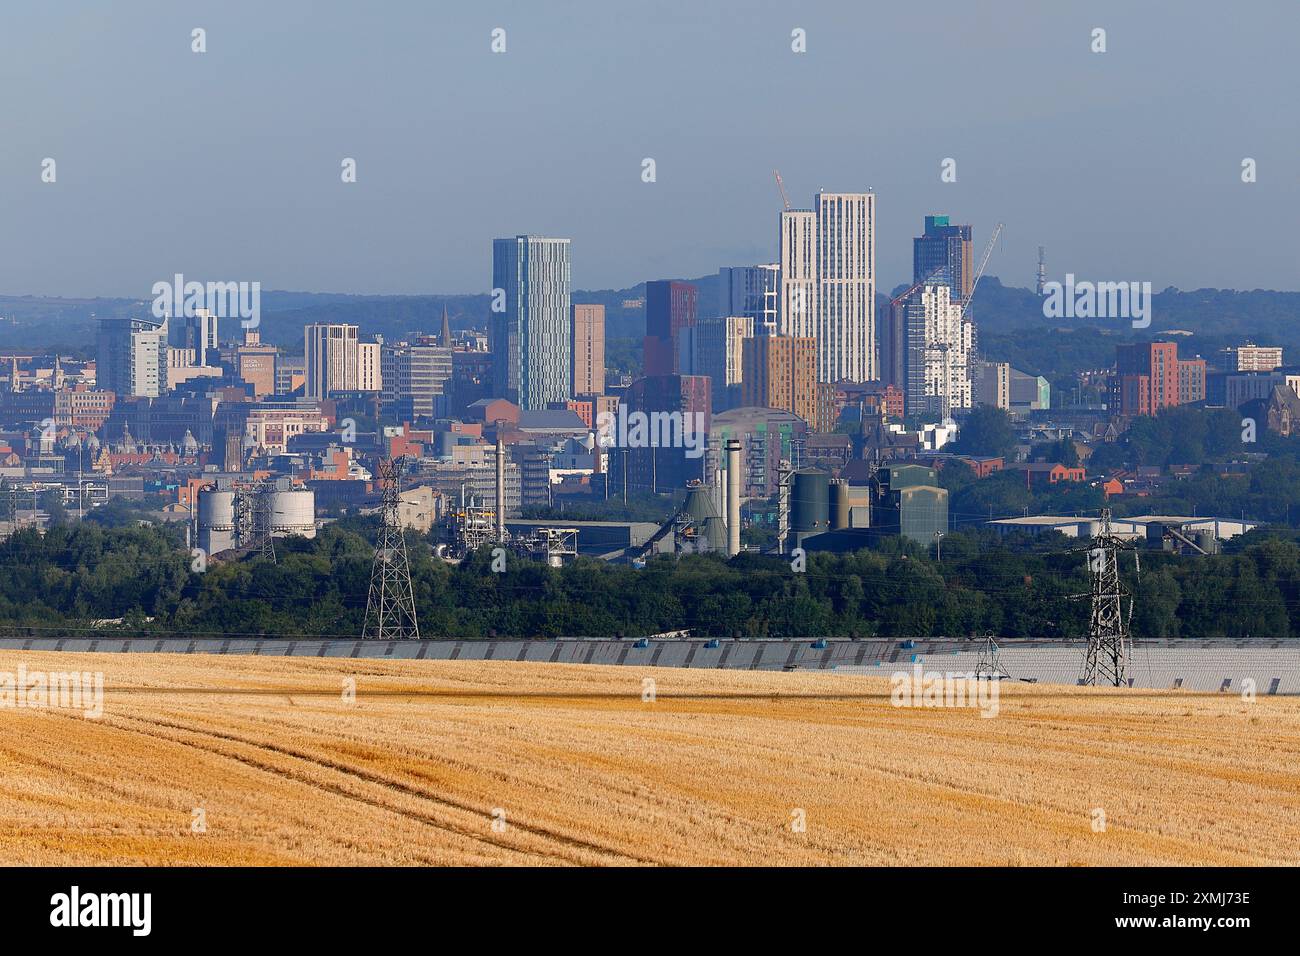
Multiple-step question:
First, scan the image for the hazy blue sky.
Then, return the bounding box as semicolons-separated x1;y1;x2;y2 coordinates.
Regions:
1;0;1296;298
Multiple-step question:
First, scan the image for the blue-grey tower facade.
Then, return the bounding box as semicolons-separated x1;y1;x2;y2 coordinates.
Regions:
491;235;572;410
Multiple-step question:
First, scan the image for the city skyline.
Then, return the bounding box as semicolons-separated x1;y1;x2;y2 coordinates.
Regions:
1;1;1296;300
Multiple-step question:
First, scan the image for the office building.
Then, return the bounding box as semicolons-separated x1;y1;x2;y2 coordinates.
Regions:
358;340;383;393
304;323;359;400
276;356;305;396
97;317;168;398
229;323;278;399
973;360;1011;410
1220;344;1283;373
381;337;452;422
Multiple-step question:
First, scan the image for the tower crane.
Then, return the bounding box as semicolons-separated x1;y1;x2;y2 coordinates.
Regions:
960;222;1004;321
888;264;948;309
773;170;791;211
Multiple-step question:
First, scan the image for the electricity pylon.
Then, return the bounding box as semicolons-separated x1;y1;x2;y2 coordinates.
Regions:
254;484;276;564
974;631;1010;680
363;457;420;640
1075;509;1138;686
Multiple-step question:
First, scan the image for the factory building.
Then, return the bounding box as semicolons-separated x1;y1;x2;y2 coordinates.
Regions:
868;464;947;545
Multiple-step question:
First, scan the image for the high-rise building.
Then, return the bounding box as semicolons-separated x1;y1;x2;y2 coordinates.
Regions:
492;235;572;409
571;304;605;396
879;299;906;391
381;337;452;421
741;335;817;424
903;281;973;417
718;265;779;336
778;210;817;341
644;280;697;376
694;314;753;412
97;317;168;398
778;192;876;383
304;323;359;400
358;340;383;393
188;308;219;367
913;216;974;307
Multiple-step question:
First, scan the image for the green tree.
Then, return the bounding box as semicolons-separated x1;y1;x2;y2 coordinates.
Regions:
952;406;1017;460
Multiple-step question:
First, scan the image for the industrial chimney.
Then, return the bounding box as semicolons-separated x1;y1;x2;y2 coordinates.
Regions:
725;439;742;556
495;433;506;544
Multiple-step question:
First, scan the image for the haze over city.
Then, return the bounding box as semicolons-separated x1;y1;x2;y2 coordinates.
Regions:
0;0;1299;915
1;0;1297;298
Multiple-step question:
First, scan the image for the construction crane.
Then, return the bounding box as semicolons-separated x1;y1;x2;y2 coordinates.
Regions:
773;169;791;211
960;221;1004;321
887;221;1003;312
887;264;949;309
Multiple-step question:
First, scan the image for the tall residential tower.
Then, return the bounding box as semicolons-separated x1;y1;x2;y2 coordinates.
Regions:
492;235;572;409
778;191;876;384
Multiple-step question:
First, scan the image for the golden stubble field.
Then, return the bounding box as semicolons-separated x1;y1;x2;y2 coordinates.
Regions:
0;650;1297;866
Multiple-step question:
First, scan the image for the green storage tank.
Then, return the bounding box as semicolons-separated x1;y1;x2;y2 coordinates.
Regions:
791;469;831;533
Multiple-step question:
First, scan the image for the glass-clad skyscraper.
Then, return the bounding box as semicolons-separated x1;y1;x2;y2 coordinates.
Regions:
491;236;572;409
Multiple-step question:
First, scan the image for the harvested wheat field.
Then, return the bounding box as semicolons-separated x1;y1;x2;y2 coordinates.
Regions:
0;650;1297;866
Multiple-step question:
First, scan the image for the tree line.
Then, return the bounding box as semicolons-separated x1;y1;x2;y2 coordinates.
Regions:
0;518;1296;641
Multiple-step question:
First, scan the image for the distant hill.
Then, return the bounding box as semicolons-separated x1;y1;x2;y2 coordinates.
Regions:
973;278;1300;342
3;278;1297;359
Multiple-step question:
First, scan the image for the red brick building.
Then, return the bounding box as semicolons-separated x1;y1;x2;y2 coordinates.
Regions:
1110;342;1206;416
1018;462;1086;488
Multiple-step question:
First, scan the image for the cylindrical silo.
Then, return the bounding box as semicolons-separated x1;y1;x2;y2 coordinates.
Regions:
270;489;316;539
790;469;830;534
197;487;236;555
831;478;851;530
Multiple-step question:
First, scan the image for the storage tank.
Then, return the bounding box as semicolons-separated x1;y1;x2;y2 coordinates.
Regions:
197;487;236;555
790;469;830;533
831;478;851;530
270;489;316;539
